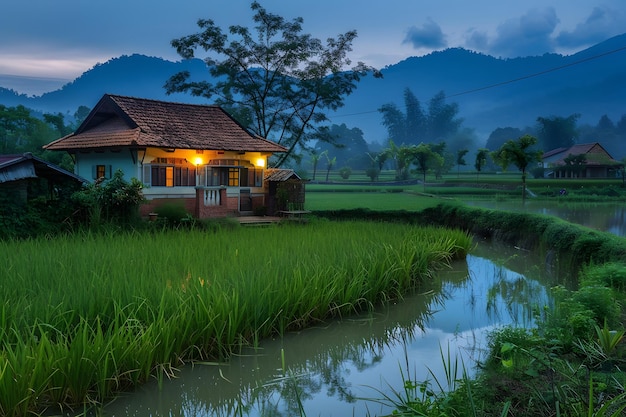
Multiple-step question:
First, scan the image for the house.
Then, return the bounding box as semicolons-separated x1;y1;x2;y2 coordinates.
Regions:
44;94;294;218
541;142;622;179
0;152;86;203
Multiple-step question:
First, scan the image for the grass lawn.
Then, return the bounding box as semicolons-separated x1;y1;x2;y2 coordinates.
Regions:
304;189;451;211
304;171;626;211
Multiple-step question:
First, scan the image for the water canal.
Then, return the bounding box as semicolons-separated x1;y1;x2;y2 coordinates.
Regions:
466;200;626;237
102;241;554;417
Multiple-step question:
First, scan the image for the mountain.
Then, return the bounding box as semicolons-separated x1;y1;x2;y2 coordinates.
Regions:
336;33;626;142
1;34;626;144
0;54;209;113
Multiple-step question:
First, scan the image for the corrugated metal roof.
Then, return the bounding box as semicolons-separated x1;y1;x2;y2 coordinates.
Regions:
0;153;86;184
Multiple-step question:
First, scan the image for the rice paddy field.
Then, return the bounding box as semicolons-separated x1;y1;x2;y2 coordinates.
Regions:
0;222;472;416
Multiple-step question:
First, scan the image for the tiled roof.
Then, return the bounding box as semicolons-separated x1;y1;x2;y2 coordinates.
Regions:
542;147;568;159
544;142;620;166
264;168;302;182
44;94;287;153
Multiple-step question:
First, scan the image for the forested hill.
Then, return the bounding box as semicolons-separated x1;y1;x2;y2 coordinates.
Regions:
0;54;209;112
1;33;625;143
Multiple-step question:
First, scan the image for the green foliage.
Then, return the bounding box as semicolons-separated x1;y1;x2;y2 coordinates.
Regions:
594;321;625;358
580;262;626;292
365;166;380;181
0;222;471;414
537;114;580;151
0;179;81;240
379;88;463;146
313;123;371;170
491;134;543;199
153;200;193;228
165;1;379;166
338;166;352;179
72;170;145;227
571;286;620;328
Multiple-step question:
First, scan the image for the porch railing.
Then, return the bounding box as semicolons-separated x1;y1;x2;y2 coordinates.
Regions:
198;186;226;206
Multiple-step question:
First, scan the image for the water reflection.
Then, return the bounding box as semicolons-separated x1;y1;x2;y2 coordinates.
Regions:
103;243;553;417
466;200;626;237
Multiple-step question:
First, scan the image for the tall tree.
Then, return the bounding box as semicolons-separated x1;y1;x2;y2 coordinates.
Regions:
430;141;453;179
475;148;489;180
616;114;626;135
379;89;462;146
596;114;615;132
404;88;426;142
314;123;370;169
426;91;462;142
412;143;443;192
165;1;380;167
491;135;543;201
0;105;36;154
456;149;469;178
324;153;336;182
485;127;523;151
310;150;323;181
379;102;408;144
536;114;579;151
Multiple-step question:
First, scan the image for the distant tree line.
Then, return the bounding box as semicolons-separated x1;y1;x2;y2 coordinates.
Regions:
0;104;90;170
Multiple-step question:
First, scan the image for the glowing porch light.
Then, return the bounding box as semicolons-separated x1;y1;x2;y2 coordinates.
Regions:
256;158;266;168
193;156;203;166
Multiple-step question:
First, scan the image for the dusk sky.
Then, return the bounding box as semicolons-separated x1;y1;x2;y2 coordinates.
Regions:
1;0;625;95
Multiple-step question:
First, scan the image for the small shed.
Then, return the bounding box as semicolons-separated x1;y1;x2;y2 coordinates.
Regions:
264;169;306;215
0;153;86;203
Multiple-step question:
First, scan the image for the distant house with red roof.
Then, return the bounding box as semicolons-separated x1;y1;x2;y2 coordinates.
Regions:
541;142;622;179
44;94;293;218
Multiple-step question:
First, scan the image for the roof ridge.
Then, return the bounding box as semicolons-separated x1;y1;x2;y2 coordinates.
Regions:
106;93;221;109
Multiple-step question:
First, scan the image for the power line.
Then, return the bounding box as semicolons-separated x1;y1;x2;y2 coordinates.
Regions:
447;44;626;98
331;43;626;119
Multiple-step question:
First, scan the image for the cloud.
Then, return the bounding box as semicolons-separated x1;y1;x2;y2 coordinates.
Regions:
403;18;447;50
465;29;489;52
489;8;559;57
556;6;626;48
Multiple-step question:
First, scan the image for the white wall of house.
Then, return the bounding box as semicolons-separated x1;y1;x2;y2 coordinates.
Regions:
75;148;269;202
75;151;136;183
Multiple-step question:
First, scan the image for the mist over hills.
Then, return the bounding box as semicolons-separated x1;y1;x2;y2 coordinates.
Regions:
1;33;625;146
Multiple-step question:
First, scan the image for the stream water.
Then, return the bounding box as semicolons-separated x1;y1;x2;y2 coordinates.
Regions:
102;241;554;417
466;200;626;237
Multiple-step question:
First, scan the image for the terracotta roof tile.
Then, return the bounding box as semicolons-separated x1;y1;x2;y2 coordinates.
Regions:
264;168;302;182
44;94;287;153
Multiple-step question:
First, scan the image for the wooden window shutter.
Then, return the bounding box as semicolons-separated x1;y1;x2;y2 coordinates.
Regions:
142;165;151;186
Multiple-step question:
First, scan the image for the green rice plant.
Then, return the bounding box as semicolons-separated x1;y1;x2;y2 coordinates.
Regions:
0;221;472;415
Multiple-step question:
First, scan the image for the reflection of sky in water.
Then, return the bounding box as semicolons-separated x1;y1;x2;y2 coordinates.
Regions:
466;201;626;237
103;252;552;417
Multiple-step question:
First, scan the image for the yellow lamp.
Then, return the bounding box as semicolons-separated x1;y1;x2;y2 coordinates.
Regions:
256;158;266;168
194;156;203;166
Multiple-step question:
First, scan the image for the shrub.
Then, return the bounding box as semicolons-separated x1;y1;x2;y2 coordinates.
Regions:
153;201;192;227
572;285;620;328
580;262;626;291
339;166;352;179
365;167;379;181
72;170;145;227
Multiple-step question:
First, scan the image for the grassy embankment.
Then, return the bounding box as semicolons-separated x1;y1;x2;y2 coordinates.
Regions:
307;174;626;416
0;221;471;416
